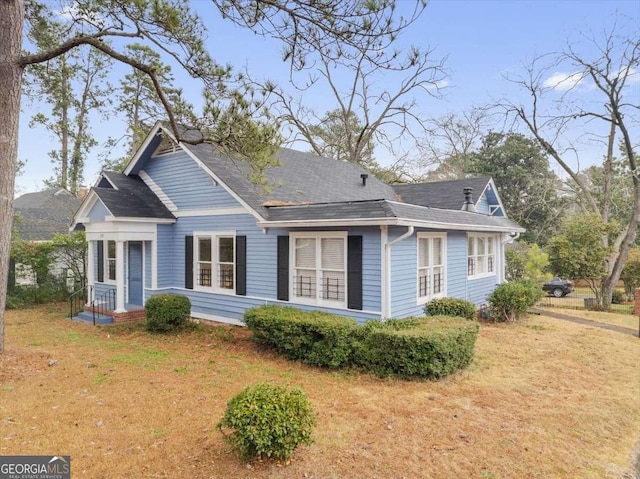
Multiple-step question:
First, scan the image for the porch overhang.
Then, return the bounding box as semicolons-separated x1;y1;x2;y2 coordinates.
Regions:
84;220;167;242
258;217;524;234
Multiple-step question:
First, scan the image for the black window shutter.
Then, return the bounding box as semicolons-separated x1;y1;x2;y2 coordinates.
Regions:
347;236;363;310
236;236;247;296
97;240;104;283
185;236;194;290
277;236;289;301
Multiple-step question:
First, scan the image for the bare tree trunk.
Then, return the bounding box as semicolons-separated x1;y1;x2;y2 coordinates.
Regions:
0;0;25;354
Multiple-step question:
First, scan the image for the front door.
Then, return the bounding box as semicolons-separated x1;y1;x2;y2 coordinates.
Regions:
128;242;143;306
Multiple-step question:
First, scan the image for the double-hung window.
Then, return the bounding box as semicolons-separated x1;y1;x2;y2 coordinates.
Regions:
106;240;116;282
417;233;446;303
468;234;496;278
195;233;235;292
291;232;346;307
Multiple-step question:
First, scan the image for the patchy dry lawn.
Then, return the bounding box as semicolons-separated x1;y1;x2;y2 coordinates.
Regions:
1;304;638;479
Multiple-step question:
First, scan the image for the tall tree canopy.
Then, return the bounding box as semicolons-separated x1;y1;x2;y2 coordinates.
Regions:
259;0;445;180
500;19;639;306
469;132;565;245
0;0;426;353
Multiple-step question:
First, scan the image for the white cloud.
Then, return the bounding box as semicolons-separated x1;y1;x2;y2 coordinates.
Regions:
621;66;640;84
543;72;584;91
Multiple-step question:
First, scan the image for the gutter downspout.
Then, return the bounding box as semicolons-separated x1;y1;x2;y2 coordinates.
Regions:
499;232;520;283
382;226;415;319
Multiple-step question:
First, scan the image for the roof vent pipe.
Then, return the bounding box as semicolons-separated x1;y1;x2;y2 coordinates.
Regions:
360;174;368;186
462;187;477;212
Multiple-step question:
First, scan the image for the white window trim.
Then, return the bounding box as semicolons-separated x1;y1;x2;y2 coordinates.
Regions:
289;231;348;309
467;233;497;279
416;232;447;305
193;231;237;295
102;240;117;285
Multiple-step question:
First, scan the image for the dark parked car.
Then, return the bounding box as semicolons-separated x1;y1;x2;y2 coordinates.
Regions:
543;277;574;297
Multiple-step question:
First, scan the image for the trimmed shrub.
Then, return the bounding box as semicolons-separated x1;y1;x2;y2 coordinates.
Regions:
424;297;477;321
244;305;358;368
243;306;479;380
487;280;543;322
611;289;624;305
353;317;479;379
217;383;315;461
145;293;191;332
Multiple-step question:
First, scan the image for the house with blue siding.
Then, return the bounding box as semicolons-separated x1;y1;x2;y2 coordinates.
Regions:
72;122;524;325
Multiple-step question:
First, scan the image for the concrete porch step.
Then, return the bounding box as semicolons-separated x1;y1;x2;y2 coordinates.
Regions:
73;311;114;325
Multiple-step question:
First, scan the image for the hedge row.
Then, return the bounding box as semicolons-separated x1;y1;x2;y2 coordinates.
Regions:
244;305;479;380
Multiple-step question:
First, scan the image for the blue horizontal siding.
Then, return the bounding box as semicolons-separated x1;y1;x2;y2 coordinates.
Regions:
389;227;421;318
476;195;490;214
446;231;467;299
88;200;110;222
467;275;498;306
157;225;174;288
147;288;380;324
142;150;240;209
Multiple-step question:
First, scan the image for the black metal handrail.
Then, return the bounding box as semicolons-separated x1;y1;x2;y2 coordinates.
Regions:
68;287;86;319
92;288;116;325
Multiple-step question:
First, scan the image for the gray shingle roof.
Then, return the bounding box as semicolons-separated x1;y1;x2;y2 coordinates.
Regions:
93;172;175;219
181;143;398;218
393;177;492;210
264;199;524;232
13;188;83;241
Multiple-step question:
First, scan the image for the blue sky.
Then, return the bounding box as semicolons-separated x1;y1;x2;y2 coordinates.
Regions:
16;0;640;194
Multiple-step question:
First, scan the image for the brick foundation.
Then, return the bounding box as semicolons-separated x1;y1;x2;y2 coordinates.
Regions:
83;304;146;324
113;309;146;323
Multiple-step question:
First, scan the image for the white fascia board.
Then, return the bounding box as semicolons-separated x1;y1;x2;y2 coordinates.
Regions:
71;191;112;227
123;121;164;176
84;220;158;241
138;170;178;212
258;217;524;233
101;173;119;190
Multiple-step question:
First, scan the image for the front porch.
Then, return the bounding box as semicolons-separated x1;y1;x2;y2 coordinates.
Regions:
73;303;146;325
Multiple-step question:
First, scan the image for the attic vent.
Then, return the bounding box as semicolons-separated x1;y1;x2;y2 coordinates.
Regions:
152;135;178;156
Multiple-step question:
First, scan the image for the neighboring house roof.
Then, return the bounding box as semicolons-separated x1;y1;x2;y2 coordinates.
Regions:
13;188;83;241
393;177;493;210
93;172;175;220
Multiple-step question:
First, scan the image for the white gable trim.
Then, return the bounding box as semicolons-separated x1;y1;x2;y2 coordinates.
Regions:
123;121;164;176
71;190;113;229
122;123;265;222
480;179;507;218
138;170;178;212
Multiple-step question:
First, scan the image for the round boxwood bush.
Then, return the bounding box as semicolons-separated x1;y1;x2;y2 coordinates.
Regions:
354;317;479;379
144;293;191;332
487;280;543;322
217;382;315;461
424;297;477;321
